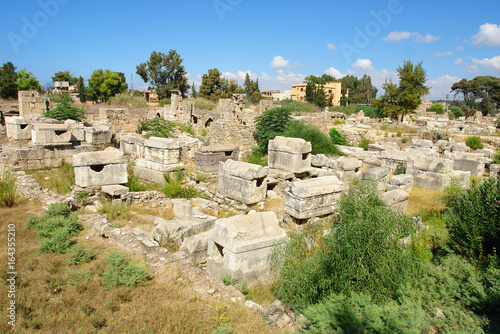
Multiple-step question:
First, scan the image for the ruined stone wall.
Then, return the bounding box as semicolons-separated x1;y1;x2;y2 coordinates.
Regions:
207;121;257;150
99;108;139;133
18;91;49;116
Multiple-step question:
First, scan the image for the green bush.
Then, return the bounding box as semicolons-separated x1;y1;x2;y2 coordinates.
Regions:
283;120;343;156
394;161;407;175
0;168;17;207
358;137;371;151
186;97;218;110
109;92;148;108
329;128;347;146
174;122;195;135
450;106;465;119
158;98;171;107
493;151;500;165
27;203;82;254
243;147;268;167
44;95;86;122
429;103;445;114
101;251;149;290
162;168;200;199
272;183;419;306
466;136;484;150
275;99;321;113
445;176;500;264
137;118;174;138
253;107;292;153
65;244;95;265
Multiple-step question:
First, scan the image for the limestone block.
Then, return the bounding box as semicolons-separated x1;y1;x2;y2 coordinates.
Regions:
311;154;330;168
334;157;362;171
490;164;500;178
153;216;216;245
268;136;312;173
389;174;414;193
195;144;239;173
380;189;409;214
5;117;32;140
381;150;423;173
362;167;389;181
206;212;287;283
143;137;181;164
135;158;183;172
451;143;470;153
74;163;127;187
407;157;453;173
444;152;486;176
285;176;344;219
218;162;267;205
101;185;129;197
179;230;213;264
476;149;495;159
73;148;124;167
85;123;112;144
410;139;433;149
32;123;72;144
177;137;203;159
407;169;450;191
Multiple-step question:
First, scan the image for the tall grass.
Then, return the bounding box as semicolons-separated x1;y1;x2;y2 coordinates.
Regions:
186;97;218;110
275;99;321;113
162;169;200;199
0;168;17;207
30;162;75;195
101;250;149;290
109;92;148;108
283;120;344;156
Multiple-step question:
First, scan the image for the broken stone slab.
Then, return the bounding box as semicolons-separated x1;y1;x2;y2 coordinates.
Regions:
179;230;213;264
5;117;32;140
410;139;433;149
101;185;129;197
195;144;239;173
153;216;217;245
490;164;500;178
380;189;409;214
265;167;295;180
268;136;312;173
451;143;470;153
135;158;184;172
330;156;362;171
389;174;414;193
311;154;330;168
172;198;192;218
206;211;287;283
285;175;344;219
73;147;124;167
84;123;112;144
362;167;389;181
407;156;453;173
476;149;495;159
220;160;267;180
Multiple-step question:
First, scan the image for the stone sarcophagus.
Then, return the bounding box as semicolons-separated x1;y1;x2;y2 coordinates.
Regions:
5;117;32;140
207;211;288;283
407;156;469;191
195;144;239;173
74;148;128;187
268;136;312;174
218;160;267;205
285;175;344;219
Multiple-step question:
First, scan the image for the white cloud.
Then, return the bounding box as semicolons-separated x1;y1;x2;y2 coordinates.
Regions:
324;67;345;79
413;33;440;43
454;58;464;65
271;56;290;69
383;31;411;42
274;70;305;84
428;75;461;99
472;55;500;73
456;46;464;52
327;43;337;50
261;72;271;81
432;52;454;58
352;58;373;71
472;23;500;46
383;31;440;43
369;69;398;91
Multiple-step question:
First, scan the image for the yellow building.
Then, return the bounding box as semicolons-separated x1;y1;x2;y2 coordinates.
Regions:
291;81;344;106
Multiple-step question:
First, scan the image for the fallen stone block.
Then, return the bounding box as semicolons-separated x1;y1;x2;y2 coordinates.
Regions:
268;136;312;173
195;144;239;173
380;189;409;214
218;160;267;205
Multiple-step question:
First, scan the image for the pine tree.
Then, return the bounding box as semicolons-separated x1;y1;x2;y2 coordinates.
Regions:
0;62;18;99
192;81;197;98
77;76;86;102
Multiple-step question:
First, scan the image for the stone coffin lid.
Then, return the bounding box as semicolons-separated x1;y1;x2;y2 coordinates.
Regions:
198;144;239;153
362;167;388;180
389;174;414;186
288;175;344;198
32;123;68;131
381;150;422;160
336;156;362;171
220;160;267;180
211;212;287;253
407;157;453;173
268;136;312;154
73;147;124;167
5;116;28;125
444;152;486;162
145;137;181;149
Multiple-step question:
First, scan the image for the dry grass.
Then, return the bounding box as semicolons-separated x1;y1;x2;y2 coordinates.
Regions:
407;187;446;215
28;163;75;195
245;281;277;307
0;199;272;334
261;198;285;218
129;204;175;221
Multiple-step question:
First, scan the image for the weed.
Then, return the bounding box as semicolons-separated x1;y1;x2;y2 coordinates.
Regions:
101;250;149;290
402;137;408;144
98;199;130;223
333;119;345;125
358;137;371;151
208;301;231;330
29;162;75;195
137;118;174;138
201;128;209;136
65;244;95;265
0;168;17;207
221;274;237;286
394;161;407;175
396;130;402;137
159;233;180;253
163;168;200;199
186;97;218;110
243;147;268;167
174;122;195;135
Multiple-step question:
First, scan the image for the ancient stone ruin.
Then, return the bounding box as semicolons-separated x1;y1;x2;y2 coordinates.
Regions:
218;160;267;205
73;148;128;187
195;144;239;173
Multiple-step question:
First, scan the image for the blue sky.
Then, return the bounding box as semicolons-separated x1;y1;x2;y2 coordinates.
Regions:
1;0;500;99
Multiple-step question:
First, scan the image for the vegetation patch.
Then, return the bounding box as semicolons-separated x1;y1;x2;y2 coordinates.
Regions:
162;169;200;199
44;95;86;122
101;250;149;290
283;120;344;156
29;162;75;195
108;92;148;108
0;167;17;207
137;117;174;138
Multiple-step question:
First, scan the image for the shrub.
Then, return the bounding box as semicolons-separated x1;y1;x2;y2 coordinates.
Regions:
0;168;17;207
394;161;407;175
65;244;95;265
162;168;200;199
158;98;171;107
445;176;500;264
329;128;347;146
108;92;148;108
275;99;321;113
243;147;268;167
272;183;419;305
429;103;445;114
98;199;130;223
137;117;174;138
27;203;82;254
253;107;292;153
283;120;343;156
101;251;149;290
44;95;86;122
358;137;371;151
465;136;484;150
174;122;194;135
450;106;465;118
186;97;217;110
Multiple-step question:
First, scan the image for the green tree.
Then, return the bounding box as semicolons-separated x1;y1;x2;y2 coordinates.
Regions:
397;60;430;122
191;81;197;98
198;68;242;101
373;79;402;121
354;74;377;104
136;50;190;99
77;76;86;102
243;73;261;104
87;69;127;102
253;107;292;152
17;68;42;91
429;102;445;114
51;71;76;85
340;75;359;105
0;62;18;99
